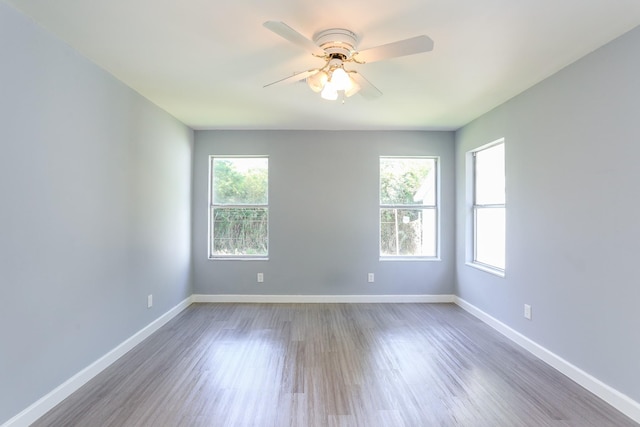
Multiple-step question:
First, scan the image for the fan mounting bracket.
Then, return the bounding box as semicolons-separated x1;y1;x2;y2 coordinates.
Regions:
313;28;358;59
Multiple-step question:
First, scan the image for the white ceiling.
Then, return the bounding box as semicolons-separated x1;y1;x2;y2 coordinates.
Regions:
5;0;640;130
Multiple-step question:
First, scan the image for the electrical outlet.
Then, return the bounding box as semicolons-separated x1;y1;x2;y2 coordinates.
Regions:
257;273;264;283
368;273;374;283
147;294;153;309
524;304;532;320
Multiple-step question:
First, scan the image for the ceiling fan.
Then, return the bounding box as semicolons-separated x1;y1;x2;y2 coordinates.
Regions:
263;21;434;101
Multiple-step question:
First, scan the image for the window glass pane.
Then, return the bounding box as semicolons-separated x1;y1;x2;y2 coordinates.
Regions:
380;158;436;205
475;144;505;205
212;207;268;256
380;208;436;257
475;207;505;269
213;158;268;205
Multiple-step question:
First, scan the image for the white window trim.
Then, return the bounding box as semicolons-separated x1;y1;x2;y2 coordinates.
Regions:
379;156;440;261
465;260;505;278
208;155;269;261
467;139;505;276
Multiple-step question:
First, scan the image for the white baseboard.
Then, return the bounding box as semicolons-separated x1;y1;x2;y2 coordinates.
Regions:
192;294;455;304
454;297;640;424
3;297;192;427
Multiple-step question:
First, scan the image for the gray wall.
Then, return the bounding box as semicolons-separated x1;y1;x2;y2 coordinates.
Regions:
455;26;640;402
0;3;193;423
193;130;455;296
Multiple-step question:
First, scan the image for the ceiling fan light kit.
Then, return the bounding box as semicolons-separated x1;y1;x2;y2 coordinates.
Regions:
311;56;362;101
263;21;434;102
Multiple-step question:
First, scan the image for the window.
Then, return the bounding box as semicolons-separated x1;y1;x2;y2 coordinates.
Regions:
380;157;438;259
209;156;268;259
471;140;505;273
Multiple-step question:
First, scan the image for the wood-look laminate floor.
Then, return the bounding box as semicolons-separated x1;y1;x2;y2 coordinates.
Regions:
33;303;637;427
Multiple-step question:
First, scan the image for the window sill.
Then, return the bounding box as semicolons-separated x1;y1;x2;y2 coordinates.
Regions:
380;257;440;262
466;262;505;277
209;257;269;261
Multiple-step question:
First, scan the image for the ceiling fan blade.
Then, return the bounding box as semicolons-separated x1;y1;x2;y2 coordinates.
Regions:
263;21;325;56
263;69;318;88
354;35;434;63
349;71;382;99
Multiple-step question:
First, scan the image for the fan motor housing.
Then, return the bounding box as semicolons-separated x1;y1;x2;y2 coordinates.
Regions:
313;28;358;58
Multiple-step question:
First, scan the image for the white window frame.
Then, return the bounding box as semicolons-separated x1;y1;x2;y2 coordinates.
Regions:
208;155;269;260
379;156;440;261
467;139;505;276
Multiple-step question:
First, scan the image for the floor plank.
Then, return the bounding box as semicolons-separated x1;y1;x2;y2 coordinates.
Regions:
32;303;638;426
